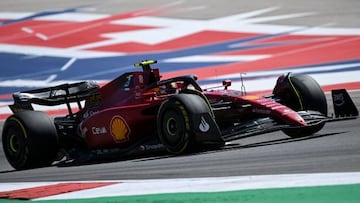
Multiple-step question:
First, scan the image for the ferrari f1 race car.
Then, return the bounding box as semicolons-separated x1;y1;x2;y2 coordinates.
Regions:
2;60;359;170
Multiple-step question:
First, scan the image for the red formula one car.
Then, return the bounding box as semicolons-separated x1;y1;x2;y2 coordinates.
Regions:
2;60;359;170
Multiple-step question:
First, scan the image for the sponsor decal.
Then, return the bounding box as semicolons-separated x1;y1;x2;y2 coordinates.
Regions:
252;108;271;114
333;92;345;106
281;109;292;115
199;116;210;132
91;126;107;135
110;116;130;143
83;110;99;119
80;126;88;138
139;144;164;152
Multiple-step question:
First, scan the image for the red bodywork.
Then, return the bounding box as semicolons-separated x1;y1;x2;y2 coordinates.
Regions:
78;70;164;149
205;90;306;127
77;68;306;149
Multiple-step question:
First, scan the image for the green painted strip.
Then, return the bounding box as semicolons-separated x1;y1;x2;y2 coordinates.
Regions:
0;183;359;203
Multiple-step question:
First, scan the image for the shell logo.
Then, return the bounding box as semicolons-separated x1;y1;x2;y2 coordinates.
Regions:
110;116;130;143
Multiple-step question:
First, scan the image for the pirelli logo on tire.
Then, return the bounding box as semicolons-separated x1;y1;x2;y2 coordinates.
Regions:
110;116;130;143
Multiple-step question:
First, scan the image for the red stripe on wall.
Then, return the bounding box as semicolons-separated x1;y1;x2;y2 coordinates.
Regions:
0;94;12;100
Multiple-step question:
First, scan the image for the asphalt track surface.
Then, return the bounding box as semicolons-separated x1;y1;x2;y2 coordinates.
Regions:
0;0;360;182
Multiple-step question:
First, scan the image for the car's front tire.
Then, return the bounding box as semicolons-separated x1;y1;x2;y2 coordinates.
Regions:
273;74;327;138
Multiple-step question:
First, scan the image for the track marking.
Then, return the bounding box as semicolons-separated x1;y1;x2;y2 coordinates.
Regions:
0;172;359;200
61;57;77;71
0;182;118;200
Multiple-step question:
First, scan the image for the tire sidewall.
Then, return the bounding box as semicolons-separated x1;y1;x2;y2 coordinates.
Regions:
157;99;191;154
291;75;327;115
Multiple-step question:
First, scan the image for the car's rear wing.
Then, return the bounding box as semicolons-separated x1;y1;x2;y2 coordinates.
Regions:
9;81;99;116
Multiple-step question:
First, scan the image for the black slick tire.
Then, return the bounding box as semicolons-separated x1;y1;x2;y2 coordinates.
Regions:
2;111;59;170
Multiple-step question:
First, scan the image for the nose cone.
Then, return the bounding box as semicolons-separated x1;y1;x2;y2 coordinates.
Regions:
282;110;307;127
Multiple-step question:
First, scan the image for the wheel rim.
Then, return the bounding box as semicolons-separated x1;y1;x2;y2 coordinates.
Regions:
162;109;185;146
4;127;24;163
9;134;19;153
166;117;177;136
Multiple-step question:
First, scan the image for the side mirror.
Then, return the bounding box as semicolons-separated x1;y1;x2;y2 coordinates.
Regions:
222;80;231;90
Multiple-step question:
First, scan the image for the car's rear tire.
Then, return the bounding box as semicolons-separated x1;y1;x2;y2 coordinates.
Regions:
273;74;327;138
2;111;59;170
